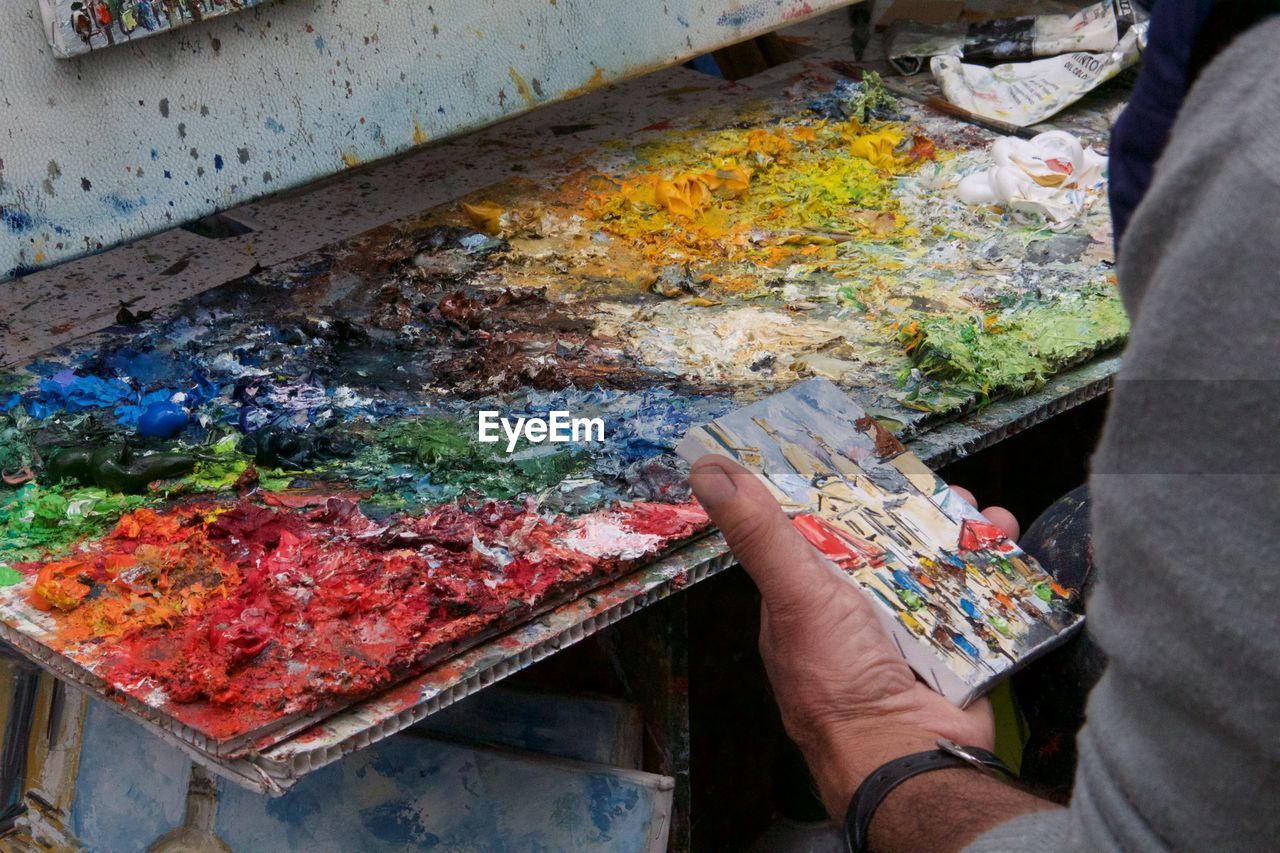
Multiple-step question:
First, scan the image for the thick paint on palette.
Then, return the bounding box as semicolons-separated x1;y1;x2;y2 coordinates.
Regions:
677;379;1081;705
0;76;1113;749
4;496;706;745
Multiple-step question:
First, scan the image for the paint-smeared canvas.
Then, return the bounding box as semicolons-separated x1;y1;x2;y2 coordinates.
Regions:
39;0;271;58
677;379;1081;705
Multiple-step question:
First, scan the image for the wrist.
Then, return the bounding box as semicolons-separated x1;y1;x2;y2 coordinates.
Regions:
801;720;941;818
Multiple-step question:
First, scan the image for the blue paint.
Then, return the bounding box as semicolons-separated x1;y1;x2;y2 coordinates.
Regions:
952;633;982;660
104;347;185;387
29;371;132;418
358;801;436;846
0;206;34;234
164;170;172;179
676;14;690;26
265;117;286;134
106;194;145;215
137;401;189;438
586;774;641;836
716;1;771;28
214;154;225;172
314;35;326;52
114;389;176;427
892;569;927;597
150;148;159;161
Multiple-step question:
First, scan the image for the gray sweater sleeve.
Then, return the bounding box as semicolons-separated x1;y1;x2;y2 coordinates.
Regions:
967;18;1280;853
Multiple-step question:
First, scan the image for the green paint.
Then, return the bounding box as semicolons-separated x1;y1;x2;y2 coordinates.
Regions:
176;434;295;494
0;423;33;475
373;417;583;501
897;290;1129;412
0;566;22;587
0;484;147;563
844;71;897;125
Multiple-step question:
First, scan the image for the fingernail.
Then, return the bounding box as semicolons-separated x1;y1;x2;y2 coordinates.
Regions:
691;458;738;508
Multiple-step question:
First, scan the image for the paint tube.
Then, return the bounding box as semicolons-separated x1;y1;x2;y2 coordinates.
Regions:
930;17;1147;127
886;1;1145;76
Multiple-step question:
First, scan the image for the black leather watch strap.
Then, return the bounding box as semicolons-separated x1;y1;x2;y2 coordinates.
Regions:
842;740;1012;853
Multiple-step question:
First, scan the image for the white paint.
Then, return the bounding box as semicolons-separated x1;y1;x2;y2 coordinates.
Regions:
957;131;1107;231
561;515;664;560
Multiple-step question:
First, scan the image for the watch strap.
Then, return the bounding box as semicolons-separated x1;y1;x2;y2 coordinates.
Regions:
842;741;1012;853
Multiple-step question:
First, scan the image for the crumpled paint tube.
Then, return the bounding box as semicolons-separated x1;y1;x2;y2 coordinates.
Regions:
930;18;1148;127
886;0;1145;76
957;131;1107;232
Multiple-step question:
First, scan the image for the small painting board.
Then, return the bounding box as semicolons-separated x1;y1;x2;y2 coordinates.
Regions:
38;0;272;59
677;378;1082;706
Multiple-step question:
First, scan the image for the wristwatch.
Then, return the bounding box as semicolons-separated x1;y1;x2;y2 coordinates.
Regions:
842;739;1014;853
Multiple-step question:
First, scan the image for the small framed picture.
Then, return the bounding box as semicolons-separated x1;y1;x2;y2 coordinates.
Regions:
39;0;270;58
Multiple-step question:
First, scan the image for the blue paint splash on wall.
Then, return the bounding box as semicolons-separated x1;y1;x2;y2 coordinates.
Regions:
106;194;146;215
265;117;286;134
0;206;34;234
717;1;774;27
314;35;326;53
214;154;225;172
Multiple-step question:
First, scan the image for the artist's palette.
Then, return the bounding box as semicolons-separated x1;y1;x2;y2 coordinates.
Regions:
0;73;1121;757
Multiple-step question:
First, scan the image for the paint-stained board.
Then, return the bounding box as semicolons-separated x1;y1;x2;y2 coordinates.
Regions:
67;697;673;851
0;0;853;280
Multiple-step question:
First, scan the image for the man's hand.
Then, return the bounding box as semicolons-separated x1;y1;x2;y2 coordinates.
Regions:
689;455;1014;818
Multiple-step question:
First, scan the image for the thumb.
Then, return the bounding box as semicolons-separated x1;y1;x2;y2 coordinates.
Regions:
690;455;843;615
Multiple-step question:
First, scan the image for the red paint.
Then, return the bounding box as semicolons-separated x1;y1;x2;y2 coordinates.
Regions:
792;513;886;570
958;518;1016;554
28;496;708;745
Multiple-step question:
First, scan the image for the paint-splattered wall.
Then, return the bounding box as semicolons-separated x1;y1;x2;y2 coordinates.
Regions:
0;0;847;281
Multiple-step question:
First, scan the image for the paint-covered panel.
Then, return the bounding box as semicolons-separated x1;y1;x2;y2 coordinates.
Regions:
0;0;846;280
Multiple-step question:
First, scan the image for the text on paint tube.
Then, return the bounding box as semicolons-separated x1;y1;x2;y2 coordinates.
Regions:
477;411;606;452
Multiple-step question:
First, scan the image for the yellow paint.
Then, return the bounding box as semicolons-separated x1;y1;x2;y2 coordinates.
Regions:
562;66;607;99
341;151;361;168
848;127;909;170
412;118;430;145
462;200;506;234
434;108;947;313
508;67;538;107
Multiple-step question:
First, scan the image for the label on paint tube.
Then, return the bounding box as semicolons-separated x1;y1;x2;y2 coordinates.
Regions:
477;410;606;453
929;17;1147;127
885;0;1144;75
